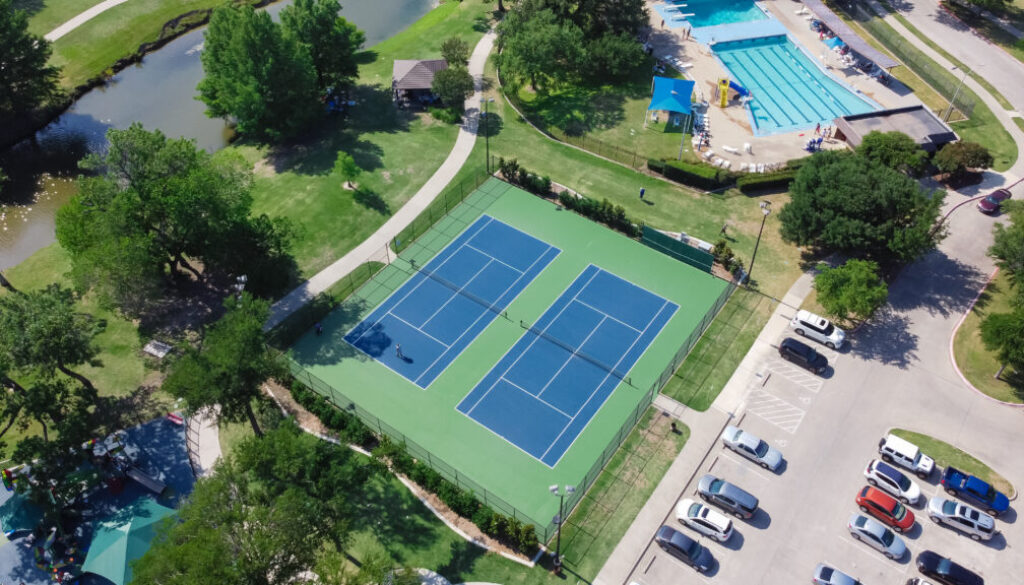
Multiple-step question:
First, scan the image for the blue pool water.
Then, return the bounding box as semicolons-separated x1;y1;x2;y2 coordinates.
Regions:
714;35;878;135
655;0;767;29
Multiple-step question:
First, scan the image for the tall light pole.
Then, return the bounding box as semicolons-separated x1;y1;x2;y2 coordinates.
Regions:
549;484;575;572
747;201;771;285
944;66;968;122
484;97;495;173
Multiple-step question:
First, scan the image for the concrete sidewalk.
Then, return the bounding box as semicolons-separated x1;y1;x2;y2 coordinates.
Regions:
265;29;496;330
45;0;131;41
187;405;222;477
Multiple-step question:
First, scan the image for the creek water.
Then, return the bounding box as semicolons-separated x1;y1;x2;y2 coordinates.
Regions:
0;0;437;270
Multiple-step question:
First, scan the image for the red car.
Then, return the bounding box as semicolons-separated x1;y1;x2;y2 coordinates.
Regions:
977;188;1012;214
855;486;915;533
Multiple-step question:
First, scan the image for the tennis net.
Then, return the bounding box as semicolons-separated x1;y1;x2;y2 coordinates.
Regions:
519;319;634;387
394;257;511;322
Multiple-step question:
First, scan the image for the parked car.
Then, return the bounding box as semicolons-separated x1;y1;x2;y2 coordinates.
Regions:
906;580;938;585
654;525;713;572
676;498;734;542
865;459;921;505
977;188;1012;214
790;309;846;348
847;513;907;560
778;337;828;374
697;474;759;520
939;467;1009;515
927;497;997;541
813;563;861;585
916;550;984;585
721;425;783;471
879;433;935;479
856;486;916;533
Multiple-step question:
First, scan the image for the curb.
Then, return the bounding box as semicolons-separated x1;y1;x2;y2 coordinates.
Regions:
947;267;1024;409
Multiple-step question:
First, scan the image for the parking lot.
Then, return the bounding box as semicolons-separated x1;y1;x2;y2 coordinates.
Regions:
626;311;1021;585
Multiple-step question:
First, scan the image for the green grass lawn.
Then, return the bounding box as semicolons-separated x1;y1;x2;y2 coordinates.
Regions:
952;270;1024;404
662;287;775;410
890;428;1015;497
1015;117;1024;132
18;0;105;36
510;63;700;165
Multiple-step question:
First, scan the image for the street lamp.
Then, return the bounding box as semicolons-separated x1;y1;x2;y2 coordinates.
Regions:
484;97;495;173
549;484;576;572
233;274;248;300
944;66;968;122
747;201;771;285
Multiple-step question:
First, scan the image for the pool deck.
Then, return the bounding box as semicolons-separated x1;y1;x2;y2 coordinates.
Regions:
645;0;922;165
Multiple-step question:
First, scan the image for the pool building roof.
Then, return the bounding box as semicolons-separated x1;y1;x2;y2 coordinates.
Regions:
392;59;449;91
802;0;899;69
834;105;958;152
649;76;695;114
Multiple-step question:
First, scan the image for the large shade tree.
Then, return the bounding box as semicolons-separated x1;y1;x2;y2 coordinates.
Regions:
199;4;320;141
779;151;946;263
281;0;365;92
989;201;1024;296
856;131;928;176
814;259;889;322
0;0;61;127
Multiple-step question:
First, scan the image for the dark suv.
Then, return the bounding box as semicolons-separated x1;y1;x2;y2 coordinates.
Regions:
778;337;828;374
916;551;984;585
654;525;713;572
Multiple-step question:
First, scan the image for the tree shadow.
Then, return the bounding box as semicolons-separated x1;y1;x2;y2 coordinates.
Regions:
288;300;370;366
354;50;378;66
478;111;504;138
11;0;44;16
887;251;987;318
435;540;488;583
354;187;391;215
92;384;168;437
850;307;919;369
347;477;441;559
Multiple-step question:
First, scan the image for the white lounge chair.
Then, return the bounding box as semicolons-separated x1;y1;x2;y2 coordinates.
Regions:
722;145;739;154
703;150;715;160
757;163;766;173
722;160;732;169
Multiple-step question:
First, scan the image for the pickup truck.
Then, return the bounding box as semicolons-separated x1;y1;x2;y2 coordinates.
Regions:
939;466;1009;515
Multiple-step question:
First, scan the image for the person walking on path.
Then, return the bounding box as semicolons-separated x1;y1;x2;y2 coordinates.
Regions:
396;344;404;360
315;322;323;336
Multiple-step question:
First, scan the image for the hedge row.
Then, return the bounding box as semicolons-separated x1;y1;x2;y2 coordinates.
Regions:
498;157;553;196
558;191;641;238
287;378;540;555
647;159;733;190
735;169;798;193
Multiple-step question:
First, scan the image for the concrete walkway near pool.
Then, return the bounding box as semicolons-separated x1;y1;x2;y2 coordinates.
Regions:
643;0;920;166
45;0;131;42
265;29;496;331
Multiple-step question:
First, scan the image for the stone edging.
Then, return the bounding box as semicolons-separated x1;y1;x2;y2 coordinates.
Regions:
947;266;1024;410
261;384;536;566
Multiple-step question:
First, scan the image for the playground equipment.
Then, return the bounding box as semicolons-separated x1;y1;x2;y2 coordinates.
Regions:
718;78;730;108
125;466;166;496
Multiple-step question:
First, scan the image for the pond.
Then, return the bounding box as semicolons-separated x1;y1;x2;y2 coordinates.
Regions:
0;0;438;270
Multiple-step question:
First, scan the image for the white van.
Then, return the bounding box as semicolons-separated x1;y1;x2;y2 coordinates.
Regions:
878;434;934;479
789;310;845;348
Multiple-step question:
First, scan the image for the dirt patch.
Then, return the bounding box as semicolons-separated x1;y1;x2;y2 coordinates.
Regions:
381;170;393;184
263;379;329;437
253;159;276;178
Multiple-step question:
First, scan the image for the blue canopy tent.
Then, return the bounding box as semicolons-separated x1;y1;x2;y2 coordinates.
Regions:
645;76;695;132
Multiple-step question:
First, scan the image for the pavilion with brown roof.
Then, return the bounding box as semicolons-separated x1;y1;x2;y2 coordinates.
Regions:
392;59;449;107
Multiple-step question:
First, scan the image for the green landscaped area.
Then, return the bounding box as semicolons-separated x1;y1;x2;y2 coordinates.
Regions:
952;270;1024;404
17;0;105;36
288;179;728;529
890;428;1015;497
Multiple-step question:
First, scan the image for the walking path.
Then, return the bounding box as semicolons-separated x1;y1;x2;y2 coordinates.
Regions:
45;0;131;42
265;29;497;330
594;272;816;585
186;405;222;477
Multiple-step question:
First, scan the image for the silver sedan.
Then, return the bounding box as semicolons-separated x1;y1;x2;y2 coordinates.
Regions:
721;425;783;471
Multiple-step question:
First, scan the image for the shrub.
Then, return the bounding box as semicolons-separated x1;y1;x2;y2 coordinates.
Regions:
472;505;495;529
648;159;730;190
647;158;666;173
517;523;539;553
559;191;639;237
429;106;462;124
736;169;798;193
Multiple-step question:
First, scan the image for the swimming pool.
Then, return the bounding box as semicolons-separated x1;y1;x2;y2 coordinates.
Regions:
655;0;767;29
713;35;878;135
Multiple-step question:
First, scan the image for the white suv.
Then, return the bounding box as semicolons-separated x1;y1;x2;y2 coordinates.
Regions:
790;310;845;348
878;434;934;479
927;497;997;541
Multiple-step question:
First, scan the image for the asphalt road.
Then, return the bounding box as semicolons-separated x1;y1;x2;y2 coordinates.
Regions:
625;184;1024;585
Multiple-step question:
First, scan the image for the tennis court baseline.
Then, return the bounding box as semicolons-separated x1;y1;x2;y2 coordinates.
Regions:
456;265;679;467
344;215;560;388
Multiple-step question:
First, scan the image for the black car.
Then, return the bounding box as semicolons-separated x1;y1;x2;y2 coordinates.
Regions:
916;551;984;585
778;337;828;374
697;474;759;519
654;525;713;572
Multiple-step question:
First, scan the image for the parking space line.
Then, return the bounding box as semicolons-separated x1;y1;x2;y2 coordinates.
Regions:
745;389;806;434
835;534;905;570
718;450;774;482
764;359;825;393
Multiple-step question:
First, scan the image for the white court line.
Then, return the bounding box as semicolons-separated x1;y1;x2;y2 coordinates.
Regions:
463;243;524;274
500;377;573;419
573;298;643;333
387;313;452;348
535;315;608;400
419;258;494;327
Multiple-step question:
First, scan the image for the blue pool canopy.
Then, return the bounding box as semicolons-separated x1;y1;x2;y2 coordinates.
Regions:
648;77;695;115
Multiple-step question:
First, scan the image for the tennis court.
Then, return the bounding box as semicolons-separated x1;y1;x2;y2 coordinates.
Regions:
457;264;679;467
344;214;560;388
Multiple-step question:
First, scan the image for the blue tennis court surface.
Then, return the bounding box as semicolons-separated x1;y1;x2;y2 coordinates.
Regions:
344;215;560;388
457;265;679;467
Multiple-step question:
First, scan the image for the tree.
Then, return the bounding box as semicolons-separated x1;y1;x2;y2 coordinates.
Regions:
199;4;320;141
981;308;1024;379
56;125;295;313
814;259;889;322
0;284;103;394
432;66;475;110
441;36;471;66
989;201;1024;295
497;7;584;90
585;32;646;80
934;141;993;182
0;0;61;125
333;151;361;189
281;0;365;92
779;151;946;263
856;130;928;176
163;294;281;437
